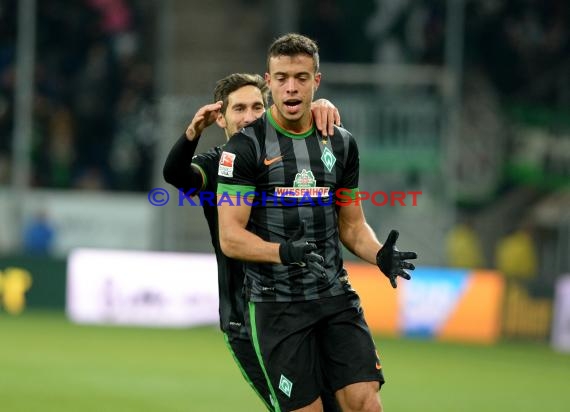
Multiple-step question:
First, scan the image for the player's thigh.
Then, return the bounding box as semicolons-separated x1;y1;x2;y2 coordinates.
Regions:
249;301;322;410
227;334;271;401
319;293;385;392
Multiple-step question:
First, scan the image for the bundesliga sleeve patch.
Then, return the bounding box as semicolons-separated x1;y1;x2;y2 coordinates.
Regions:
218;151;236;177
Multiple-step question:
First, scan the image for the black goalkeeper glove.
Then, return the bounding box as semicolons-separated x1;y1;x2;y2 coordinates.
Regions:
279;221;325;276
376;230;417;288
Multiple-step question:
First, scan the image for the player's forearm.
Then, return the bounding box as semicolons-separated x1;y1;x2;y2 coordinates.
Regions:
219;227;281;263
340;222;381;265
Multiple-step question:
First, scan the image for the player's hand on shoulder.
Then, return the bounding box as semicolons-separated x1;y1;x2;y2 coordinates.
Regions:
376;230;417;288
311;99;341;138
185;100;223;141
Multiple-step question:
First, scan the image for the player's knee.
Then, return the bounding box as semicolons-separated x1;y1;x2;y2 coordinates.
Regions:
341;383;381;412
352;394;381;412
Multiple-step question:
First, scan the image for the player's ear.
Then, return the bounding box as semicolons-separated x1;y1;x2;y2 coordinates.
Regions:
216;113;226;129
314;72;321;90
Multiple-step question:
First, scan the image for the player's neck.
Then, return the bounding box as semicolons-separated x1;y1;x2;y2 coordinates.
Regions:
270;105;313;135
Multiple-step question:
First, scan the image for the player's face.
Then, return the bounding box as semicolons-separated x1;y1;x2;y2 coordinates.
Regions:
265;54;321;131
217;85;266;139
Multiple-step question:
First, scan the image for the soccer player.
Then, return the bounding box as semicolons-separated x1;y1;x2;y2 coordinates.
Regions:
216;34;418;411
163;73;341;411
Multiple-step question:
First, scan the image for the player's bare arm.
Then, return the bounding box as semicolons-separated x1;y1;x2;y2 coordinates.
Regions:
217;199;281;263
185;100;223;141
338;204;417;288
338;203;381;264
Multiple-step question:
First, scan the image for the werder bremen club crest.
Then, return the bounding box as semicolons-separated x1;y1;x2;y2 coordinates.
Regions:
293;169;316;188
321;146;336;172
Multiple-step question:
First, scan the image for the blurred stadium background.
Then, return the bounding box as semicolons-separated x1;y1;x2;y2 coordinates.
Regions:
0;0;569;410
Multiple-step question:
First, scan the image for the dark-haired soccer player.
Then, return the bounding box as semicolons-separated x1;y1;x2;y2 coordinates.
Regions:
217;34;418;411
163;73;340;411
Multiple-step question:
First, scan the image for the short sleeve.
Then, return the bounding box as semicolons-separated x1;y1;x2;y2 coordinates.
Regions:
192;148;221;193
217;133;258;195
340;133;359;190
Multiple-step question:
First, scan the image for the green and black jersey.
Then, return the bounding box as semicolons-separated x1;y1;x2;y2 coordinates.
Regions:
163;137;249;339
217;110;359;302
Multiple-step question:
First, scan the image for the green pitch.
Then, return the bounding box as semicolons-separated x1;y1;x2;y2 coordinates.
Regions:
1;311;569;412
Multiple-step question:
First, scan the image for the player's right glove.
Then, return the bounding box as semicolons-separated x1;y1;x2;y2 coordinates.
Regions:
376;230;417;288
279;220;325;276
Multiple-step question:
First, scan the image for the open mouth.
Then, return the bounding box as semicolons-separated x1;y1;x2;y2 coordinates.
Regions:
284;99;302;113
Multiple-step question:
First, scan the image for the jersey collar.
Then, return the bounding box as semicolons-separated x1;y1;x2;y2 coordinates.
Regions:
268;106;315;139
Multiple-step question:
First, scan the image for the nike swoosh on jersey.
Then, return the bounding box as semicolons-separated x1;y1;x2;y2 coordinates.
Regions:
263;156;283;166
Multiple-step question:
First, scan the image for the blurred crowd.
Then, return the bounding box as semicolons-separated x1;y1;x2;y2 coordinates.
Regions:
0;0;156;191
0;0;568;192
301;0;569;106
466;0;569;106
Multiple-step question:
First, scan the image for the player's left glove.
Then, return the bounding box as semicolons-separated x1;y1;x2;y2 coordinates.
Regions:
376;230;417;288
